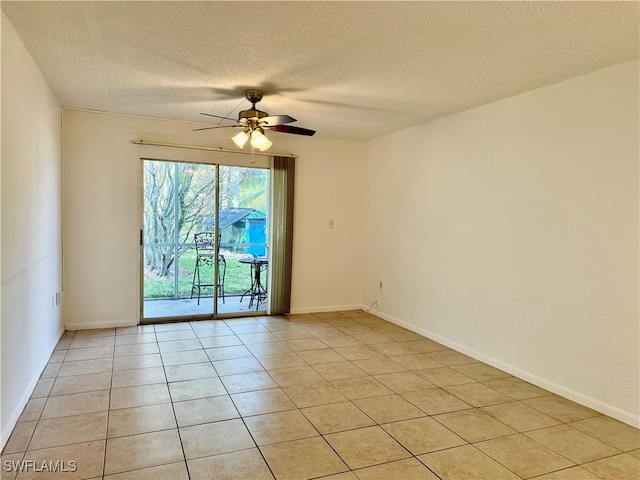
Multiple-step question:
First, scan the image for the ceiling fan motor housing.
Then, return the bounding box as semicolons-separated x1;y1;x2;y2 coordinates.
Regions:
238;89;269;121
238;108;269;120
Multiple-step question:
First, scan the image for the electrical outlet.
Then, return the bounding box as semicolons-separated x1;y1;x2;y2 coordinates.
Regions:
378;281;383;290
376;297;380;307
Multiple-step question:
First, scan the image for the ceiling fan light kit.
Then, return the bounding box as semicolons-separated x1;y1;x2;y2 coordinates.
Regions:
250;130;273;151
231;130;249;149
195;89;315;151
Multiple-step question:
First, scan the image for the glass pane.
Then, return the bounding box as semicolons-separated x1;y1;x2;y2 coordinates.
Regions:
217;165;270;314
143;160;217;319
142;159;177;307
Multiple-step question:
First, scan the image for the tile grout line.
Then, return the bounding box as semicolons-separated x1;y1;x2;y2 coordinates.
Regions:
102;328;117;479
163;320;198;480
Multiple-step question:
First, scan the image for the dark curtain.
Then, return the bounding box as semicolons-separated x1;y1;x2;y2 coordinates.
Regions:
269;156;295;314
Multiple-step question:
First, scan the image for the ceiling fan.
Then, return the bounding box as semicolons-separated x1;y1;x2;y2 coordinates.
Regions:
194;89;316;151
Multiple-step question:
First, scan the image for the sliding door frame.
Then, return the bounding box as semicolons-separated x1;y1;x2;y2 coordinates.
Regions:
138;155;272;323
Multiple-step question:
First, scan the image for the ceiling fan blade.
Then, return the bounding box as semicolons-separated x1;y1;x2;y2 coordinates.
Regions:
192;125;238;132
260;115;296;126
265;124;316;136
200;112;237;122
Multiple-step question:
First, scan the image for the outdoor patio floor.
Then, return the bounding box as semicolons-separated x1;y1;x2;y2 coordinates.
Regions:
144;295;265;319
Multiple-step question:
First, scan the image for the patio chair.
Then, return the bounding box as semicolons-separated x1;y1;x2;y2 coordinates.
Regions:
190;232;226;305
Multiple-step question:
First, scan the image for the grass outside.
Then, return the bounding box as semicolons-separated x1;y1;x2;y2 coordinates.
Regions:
144;248;261;299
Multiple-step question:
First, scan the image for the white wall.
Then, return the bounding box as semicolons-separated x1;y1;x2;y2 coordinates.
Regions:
62;110;365;328
289;136;365;312
1;12;63;447
363;60;639;426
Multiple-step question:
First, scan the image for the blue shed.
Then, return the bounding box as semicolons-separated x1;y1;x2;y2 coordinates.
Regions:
202;208;267;255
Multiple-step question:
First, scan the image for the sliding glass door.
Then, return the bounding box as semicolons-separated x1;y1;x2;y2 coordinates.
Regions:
141;159;270;321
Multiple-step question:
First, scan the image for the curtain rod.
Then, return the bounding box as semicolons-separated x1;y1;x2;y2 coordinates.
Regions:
132;139;297;158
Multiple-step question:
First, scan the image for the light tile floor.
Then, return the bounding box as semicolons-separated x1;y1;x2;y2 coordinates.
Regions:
3;310;639;480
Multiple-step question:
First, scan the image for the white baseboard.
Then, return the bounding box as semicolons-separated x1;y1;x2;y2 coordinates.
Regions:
365;307;640;429
289;304;362;315
1;326;65;451
64;319;137;330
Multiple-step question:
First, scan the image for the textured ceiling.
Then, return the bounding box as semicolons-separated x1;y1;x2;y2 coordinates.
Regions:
2;1;638;140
